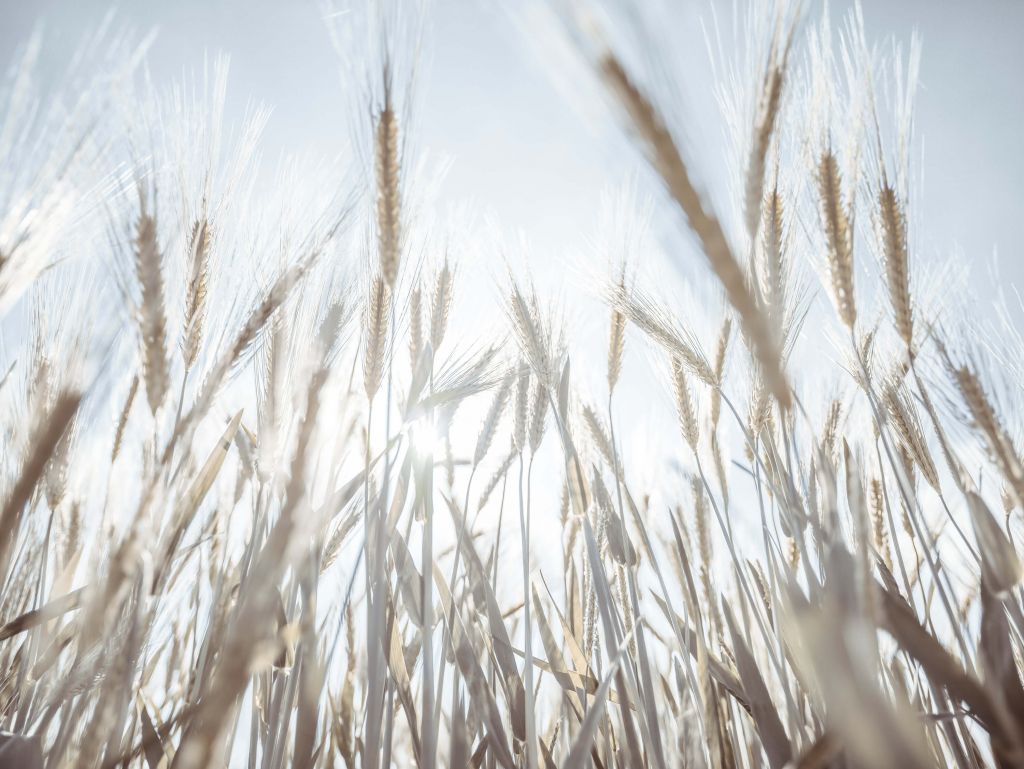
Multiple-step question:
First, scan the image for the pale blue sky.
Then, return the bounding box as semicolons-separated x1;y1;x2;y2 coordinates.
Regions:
4;0;1021;299
3;0;1021;606
2;0;1022;485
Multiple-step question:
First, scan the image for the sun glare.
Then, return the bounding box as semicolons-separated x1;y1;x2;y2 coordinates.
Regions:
409;418;445;459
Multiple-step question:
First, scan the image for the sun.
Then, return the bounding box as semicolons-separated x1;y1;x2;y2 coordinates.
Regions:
409;418;446;459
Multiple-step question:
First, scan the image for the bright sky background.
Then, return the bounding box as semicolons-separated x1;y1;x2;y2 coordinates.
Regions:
4;0;1021;291
3;0;1022;550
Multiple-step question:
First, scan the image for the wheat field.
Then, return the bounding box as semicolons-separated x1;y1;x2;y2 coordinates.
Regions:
0;1;1022;768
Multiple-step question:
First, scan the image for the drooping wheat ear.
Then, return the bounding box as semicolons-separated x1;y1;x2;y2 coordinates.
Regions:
227;266;305;374
816;149;856;328
429;259;454;354
133;191;170;414
877;184;913;348
0;391;80;563
512;361;530;454
508;283;553;387
744;56;788;242
611;282;715;387
409;283;423;368
671;356;699;451
870;477;892;570
882;379;939;491
183;214;212;369
474;372;513;465
601;53;789;410
375;88;402;289
607;269;627;394
363;273;391;400
173;260;311;466
950;363;1024;505
111;374;139;462
710;318;731;429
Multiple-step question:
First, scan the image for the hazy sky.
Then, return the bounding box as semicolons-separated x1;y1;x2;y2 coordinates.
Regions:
4;0;1021;291
2;0;1022;406
3;0;1021;591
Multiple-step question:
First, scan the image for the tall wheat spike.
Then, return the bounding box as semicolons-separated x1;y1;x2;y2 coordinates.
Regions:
132;188;170;415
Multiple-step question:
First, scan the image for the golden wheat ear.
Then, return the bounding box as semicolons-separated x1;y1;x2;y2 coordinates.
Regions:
816;148;856;330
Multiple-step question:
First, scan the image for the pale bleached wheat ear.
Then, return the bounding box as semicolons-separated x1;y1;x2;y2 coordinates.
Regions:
506;276;558;388
882;376;939;491
512;360;530;454
743;1;797;243
409;282;424;368
478;450;516;510
594;180;646;397
111;374;139;462
429;255;454;352
760;177;791;329
710;317;732;429
182;210;212;370
474;369;513;465
598;51;789;410
0;389;81;568
671;356;699;451
822;398;842;459
711;430;729;512
863;14;919;353
363;272;391;401
746;374;767;443
607;266;627;395
944;351;1024;507
528;374;548;454
609;279;716;388
691;476;716;628
816;146;856;329
170;250;325;465
582;404;616;472
870;476;892;570
132;184;170;415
